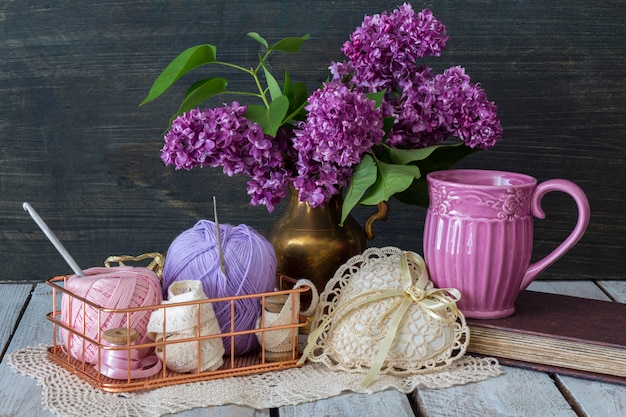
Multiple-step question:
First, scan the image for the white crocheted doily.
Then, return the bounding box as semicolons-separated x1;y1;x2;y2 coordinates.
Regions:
301;247;469;384
8;345;500;417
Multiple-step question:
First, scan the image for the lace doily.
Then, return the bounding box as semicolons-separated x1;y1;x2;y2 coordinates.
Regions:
9;345;500;417
301;247;469;386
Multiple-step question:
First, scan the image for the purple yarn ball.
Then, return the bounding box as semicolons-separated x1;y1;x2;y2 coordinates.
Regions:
162;220;276;355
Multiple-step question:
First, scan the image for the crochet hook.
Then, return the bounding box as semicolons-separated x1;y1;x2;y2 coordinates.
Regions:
212;196;227;277
23;202;85;277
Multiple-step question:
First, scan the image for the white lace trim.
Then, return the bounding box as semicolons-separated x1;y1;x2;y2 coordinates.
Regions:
9;345;501;417
147;280;224;373
255;279;316;352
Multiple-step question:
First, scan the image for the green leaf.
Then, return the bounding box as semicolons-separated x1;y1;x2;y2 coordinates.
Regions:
340;154;377;225
382;117;395;137
360;161;420;206
393;178;430;207
245;95;289;136
140;44;218;105
269;34;310;53
393;143;481;206
168;77;228;121
390;142;479;166
365;90;386;108
283;71;293;95
262;62;282;101
283;73;308;120
247;32;269;49
388;145;442;165
412;143;480;173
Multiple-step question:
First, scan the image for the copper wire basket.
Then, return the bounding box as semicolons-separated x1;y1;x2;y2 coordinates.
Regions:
46;274;310;393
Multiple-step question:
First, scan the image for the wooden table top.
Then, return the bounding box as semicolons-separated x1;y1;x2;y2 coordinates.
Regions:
1;279;625;417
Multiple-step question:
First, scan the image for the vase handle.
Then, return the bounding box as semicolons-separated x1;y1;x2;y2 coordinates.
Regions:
364;202;389;240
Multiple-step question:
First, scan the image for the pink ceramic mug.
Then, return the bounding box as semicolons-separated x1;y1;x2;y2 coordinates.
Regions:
423;169;590;319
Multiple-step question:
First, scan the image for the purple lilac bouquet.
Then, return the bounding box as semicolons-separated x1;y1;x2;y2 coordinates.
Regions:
142;3;502;223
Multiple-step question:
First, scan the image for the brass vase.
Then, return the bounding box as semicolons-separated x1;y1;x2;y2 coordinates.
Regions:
268;188;373;295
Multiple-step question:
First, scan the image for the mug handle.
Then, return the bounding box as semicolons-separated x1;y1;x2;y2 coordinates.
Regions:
519;179;590;290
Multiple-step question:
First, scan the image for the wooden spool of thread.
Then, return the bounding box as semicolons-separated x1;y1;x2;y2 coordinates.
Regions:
256;280;318;362
260;294;294;362
264;294;289;314
102;328;139;345
98;327;162;380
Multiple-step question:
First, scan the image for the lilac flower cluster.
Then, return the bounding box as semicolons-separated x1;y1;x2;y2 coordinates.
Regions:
335;4;448;92
292;82;384;206
159;4;502;213
433;66;502;149
331;4;502;150
388;66;502;149
162;86;382;210
161;103;293;212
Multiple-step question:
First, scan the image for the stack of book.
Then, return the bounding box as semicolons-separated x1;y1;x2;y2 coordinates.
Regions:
466;290;626;384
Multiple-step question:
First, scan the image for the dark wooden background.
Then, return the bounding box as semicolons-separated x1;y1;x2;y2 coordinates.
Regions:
0;1;624;282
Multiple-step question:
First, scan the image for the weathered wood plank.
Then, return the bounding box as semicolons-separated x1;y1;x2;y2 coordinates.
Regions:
1;284;53;351
551;280;626;417
526;280;610;300
0;284;57;417
414;281;607;417
0;283;32;359
597;280;626;303
279;390;415;417
557;378;626;417
169;406;269;417
415;366;577;417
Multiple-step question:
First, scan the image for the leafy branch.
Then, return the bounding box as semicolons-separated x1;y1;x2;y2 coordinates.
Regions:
340;143;480;225
140;32;310;136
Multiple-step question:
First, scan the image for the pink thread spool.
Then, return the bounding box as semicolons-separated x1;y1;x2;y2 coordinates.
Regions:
98;327;162;380
60;266;162;364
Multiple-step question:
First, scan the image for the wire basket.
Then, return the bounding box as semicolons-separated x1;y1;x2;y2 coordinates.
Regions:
46;274;310;393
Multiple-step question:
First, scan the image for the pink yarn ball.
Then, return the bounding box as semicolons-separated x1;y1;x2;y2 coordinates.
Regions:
60;266;162;364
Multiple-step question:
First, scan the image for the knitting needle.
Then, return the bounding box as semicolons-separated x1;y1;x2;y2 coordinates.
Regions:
22;202;85;277
212;196;227;277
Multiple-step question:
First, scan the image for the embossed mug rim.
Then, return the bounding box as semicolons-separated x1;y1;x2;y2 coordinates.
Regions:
427;169;536;188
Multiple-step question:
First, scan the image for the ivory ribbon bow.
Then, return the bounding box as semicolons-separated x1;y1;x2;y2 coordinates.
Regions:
298;251;462;387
